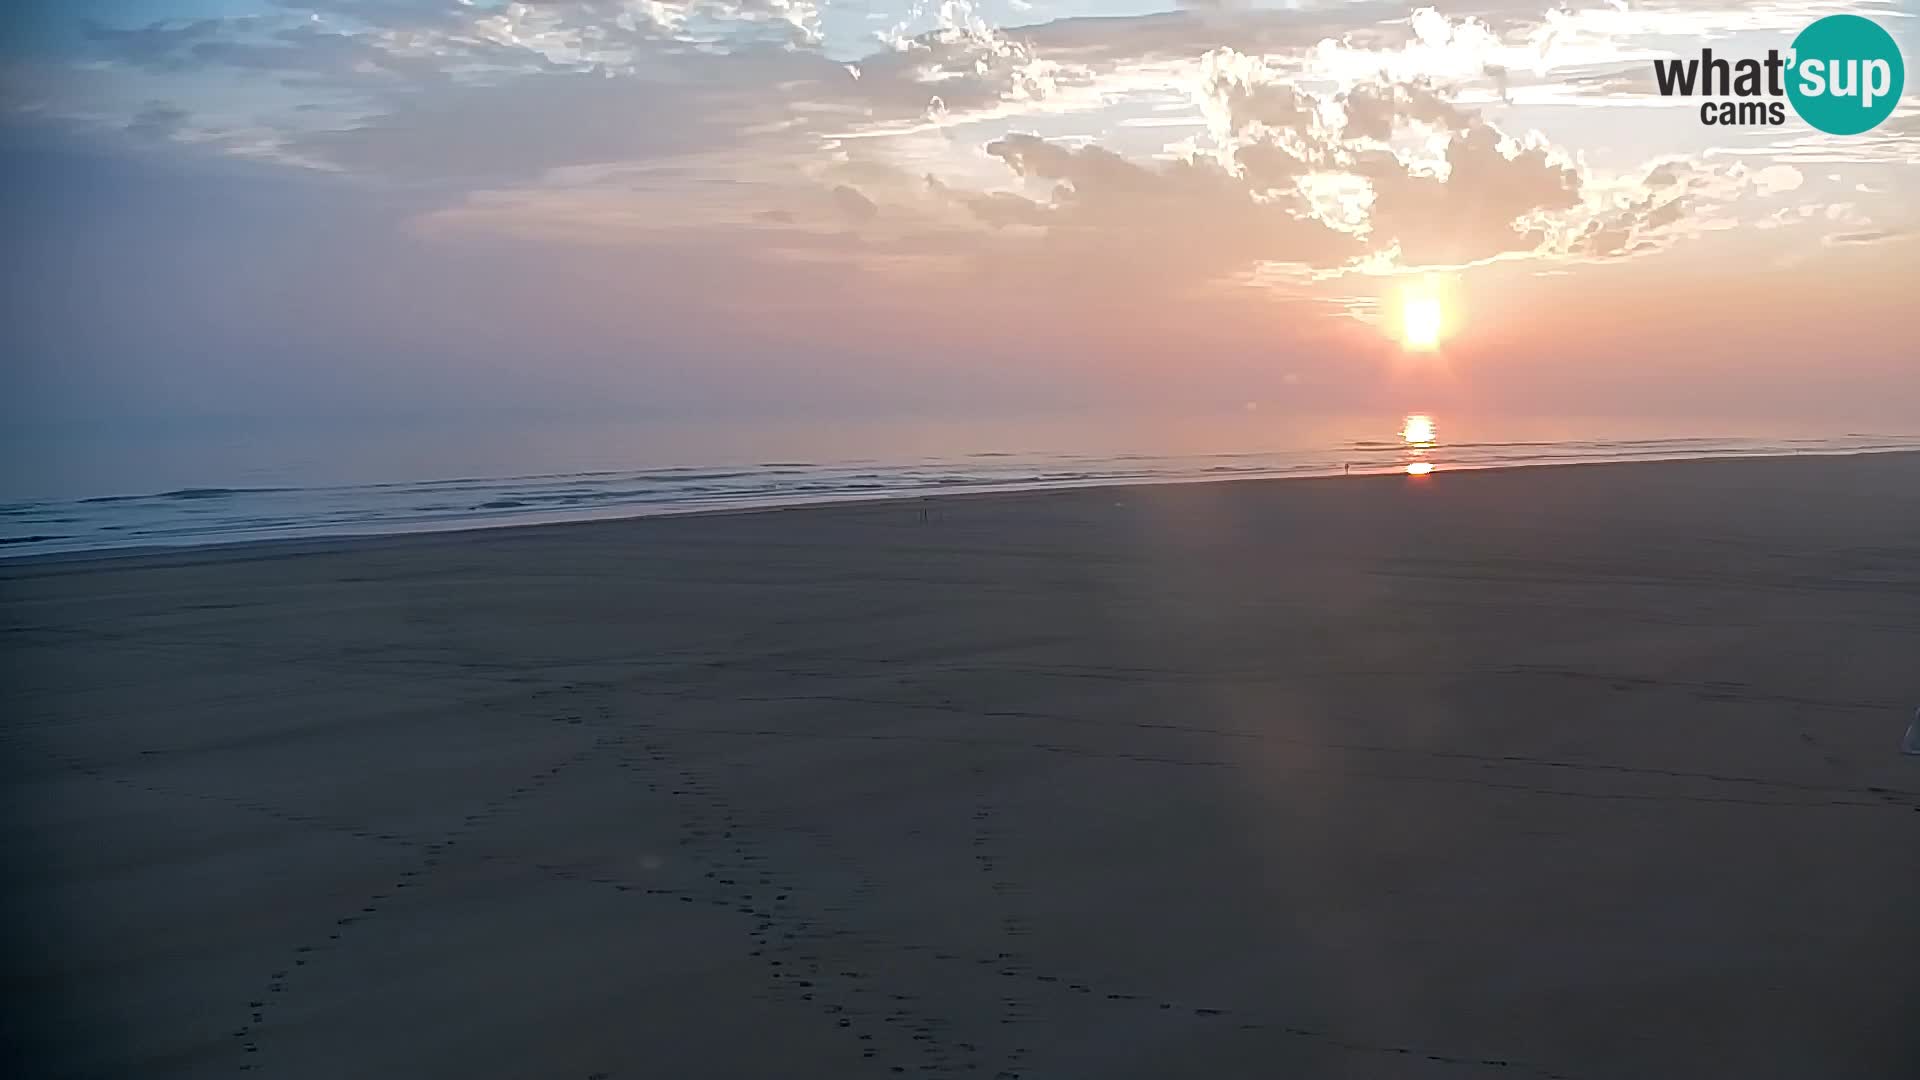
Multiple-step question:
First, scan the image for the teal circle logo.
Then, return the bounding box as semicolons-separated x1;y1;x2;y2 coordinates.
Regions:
1787;15;1904;135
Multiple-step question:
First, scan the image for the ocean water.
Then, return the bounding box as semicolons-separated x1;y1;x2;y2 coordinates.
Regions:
5;420;1916;559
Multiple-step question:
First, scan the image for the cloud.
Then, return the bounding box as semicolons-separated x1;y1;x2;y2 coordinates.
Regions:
943;39;1592;276
82;13;462;90
923;176;1048;228
831;184;879;224
1559;64;1662;98
80;18;226;72
1563;156;1809;260
126;103;190;141
1338;79;1469;141
844;1;1089;128
9;0;1917;436
839;6;1824;287
1752;165;1804;198
980;132;1362;276
64;0;1089;188
1358;124;1581;265
293;69;775;183
42;1;1899;294
1198;48;1315;136
1826;227;1910;246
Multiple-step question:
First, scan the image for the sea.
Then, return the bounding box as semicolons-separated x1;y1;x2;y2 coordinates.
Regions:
4;414;1916;559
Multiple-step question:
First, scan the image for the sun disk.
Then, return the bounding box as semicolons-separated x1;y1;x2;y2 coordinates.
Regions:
1402;296;1444;351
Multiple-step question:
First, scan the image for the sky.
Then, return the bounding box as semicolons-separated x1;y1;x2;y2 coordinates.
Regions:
2;0;1916;453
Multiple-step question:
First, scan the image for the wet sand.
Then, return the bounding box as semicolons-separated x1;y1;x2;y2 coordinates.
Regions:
5;452;1919;1079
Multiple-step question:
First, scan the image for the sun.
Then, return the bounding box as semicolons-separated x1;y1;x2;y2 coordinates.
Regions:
1402;295;1444;351
1382;276;1461;356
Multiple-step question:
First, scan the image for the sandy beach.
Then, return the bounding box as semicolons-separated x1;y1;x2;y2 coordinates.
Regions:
5;452;1918;1080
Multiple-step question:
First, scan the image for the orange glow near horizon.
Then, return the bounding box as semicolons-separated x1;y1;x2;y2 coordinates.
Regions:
1405;461;1434;476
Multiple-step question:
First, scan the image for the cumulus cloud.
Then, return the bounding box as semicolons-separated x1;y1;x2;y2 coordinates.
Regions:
1198;49;1315;136
1359;124;1581;265
1338;79;1469;141
42;1;1896;292
980;132;1362;275
927;37;1598;278
1752;165;1804;198
1563;156;1827;260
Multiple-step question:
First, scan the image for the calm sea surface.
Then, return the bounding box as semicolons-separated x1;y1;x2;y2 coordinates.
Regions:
5;414;1916;558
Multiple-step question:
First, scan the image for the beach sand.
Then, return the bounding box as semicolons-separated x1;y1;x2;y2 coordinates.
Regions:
5;452;1919;1079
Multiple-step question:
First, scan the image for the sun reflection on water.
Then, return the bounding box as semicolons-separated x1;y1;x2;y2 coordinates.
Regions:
1402;414;1438;476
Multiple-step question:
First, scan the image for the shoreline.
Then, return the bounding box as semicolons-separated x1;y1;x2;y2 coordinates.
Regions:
7;444;1919;573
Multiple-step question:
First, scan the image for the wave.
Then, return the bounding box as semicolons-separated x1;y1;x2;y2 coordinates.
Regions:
6;434;1917;559
80;486;292;504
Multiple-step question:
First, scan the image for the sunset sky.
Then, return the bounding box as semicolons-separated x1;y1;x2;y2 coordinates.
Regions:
4;0;1915;446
